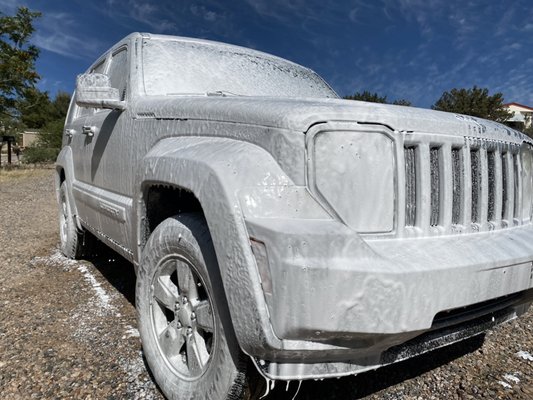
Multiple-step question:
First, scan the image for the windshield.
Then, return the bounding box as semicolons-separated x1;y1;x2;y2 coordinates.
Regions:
142;39;338;98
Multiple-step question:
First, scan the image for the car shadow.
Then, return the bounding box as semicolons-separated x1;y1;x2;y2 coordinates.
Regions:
87;244;137;307
86;244;486;399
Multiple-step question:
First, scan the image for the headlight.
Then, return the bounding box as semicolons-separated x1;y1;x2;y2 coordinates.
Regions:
310;129;395;233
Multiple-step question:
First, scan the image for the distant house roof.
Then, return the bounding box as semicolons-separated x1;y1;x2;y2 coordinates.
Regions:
504;102;533;111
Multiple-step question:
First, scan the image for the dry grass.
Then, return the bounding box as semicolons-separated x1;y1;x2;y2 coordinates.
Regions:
0;166;54;183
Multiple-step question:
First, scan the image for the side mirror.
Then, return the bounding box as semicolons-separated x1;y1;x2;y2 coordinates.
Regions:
75;73;126;110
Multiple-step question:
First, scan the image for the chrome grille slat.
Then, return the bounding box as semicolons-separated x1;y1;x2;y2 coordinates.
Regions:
487;150;496;222
451;148;462;225
462;148;473;228
470;149;481;224
493;149;503;227
429;147;440;227
501;152;509;223
404;146;417;227
479;148;489;228
418;144;432;233
441;145;453;230
514;153;521;222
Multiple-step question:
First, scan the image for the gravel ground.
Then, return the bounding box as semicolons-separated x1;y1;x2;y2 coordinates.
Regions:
0;168;532;399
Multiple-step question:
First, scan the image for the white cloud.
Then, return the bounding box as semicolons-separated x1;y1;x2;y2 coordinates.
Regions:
380;0;447;37
244;0;316;23
495;6;516;36
190;4;219;22
244;0;351;27
0;0;20;13
32;12;104;59
204;11;216;21
124;0;175;32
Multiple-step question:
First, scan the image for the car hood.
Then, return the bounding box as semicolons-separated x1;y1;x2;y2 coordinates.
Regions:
133;95;529;144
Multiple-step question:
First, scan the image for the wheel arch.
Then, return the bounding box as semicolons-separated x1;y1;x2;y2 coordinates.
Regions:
134;136;290;356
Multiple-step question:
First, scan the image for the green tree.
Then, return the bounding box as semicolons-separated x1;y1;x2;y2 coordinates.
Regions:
40;118;65;149
392;99;412;106
18;89;70;129
22;91;70;163
345;91;388;103
344;91;412;106
432;86;512;122
50;91;70;121
0;7;41;118
18;87;52;128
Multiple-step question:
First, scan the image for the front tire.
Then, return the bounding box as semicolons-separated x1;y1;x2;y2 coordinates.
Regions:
137;214;259;400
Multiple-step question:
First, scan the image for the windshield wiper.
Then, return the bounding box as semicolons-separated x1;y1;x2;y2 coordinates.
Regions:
165;92;204;96
164;91;243;97
206;90;241;97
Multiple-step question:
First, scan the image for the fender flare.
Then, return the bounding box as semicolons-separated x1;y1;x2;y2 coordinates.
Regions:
133;136;292;356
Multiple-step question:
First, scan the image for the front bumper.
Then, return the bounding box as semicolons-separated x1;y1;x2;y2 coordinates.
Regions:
245;216;533;377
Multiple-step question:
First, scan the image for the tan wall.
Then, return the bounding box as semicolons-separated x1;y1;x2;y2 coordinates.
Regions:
22;132;40;147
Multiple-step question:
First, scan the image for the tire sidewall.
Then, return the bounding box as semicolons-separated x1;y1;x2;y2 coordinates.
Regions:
58;182;80;259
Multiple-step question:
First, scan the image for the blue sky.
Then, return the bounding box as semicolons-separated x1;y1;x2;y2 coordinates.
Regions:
1;0;532;108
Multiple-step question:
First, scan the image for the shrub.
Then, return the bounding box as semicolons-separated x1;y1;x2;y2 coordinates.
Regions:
22;146;59;163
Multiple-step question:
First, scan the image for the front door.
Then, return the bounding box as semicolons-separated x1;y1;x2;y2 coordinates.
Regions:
71;46;134;259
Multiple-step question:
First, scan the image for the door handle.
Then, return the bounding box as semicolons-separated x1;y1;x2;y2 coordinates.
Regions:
64;128;76;138
82;125;97;137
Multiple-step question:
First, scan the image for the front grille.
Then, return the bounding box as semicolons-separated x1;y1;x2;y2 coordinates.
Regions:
402;138;532;235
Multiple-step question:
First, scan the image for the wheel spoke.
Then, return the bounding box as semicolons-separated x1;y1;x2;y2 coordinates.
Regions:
158;325;184;358
194;300;214;332
186;331;209;374
177;263;199;300
153;278;178;310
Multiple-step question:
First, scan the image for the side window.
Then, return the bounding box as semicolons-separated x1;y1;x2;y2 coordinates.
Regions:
93;60;106;74
77;60;107;118
107;48;128;101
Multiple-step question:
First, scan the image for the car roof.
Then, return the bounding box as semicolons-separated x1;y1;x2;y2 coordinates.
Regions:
133;32;305;69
